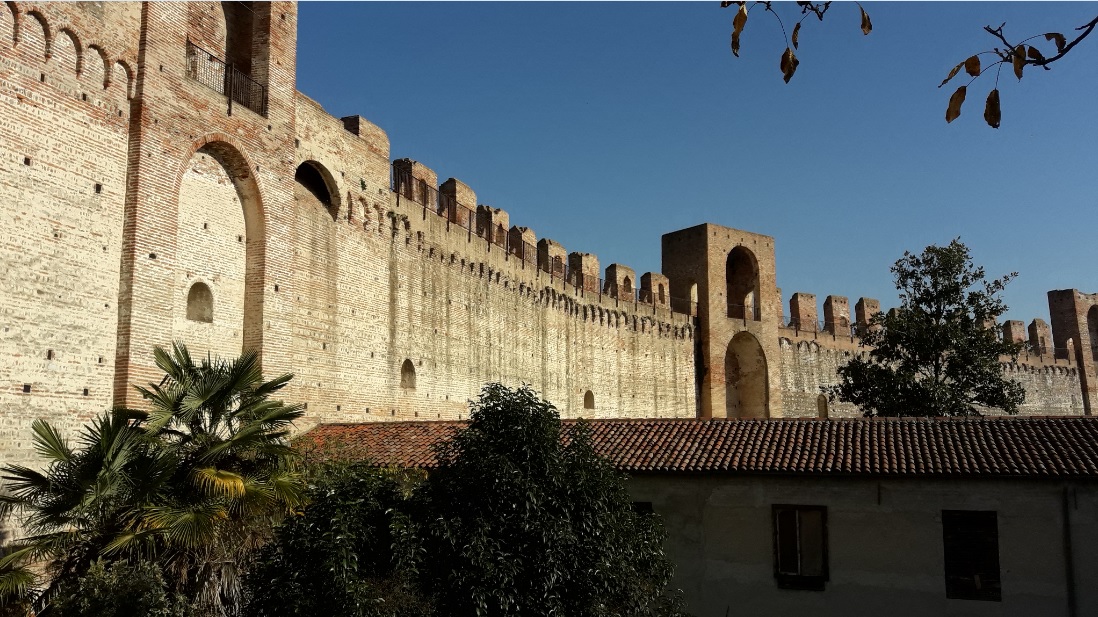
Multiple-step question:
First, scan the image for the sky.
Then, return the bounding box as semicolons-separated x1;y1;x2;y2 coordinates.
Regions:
295;2;1098;327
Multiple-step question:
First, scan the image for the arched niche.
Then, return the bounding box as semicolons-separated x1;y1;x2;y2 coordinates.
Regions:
295;161;340;221
726;246;760;321
401;359;416;390
186;282;214;323
725;331;769;418
817;394;829;419
583;390;595;410
17;10;48;64
51;29;79;76
174;140;266;359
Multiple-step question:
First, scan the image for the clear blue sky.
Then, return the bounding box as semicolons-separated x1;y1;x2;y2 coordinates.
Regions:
295;2;1098;326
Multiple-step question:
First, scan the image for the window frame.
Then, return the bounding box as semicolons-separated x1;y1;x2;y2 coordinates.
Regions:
772;504;829;591
941;509;1002;602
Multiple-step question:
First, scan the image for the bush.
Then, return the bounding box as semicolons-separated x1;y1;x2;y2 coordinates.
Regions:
48;560;189;617
243;462;431;617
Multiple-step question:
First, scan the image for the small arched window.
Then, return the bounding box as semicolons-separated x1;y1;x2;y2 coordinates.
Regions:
186;282;214;323
400;359;416;390
623;276;633;294
658;283;666;304
817;394;829;419
583;390;595;410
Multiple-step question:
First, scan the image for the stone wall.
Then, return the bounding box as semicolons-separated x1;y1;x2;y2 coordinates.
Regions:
0;1;138;468
2;1;1095;491
777;324;1085;418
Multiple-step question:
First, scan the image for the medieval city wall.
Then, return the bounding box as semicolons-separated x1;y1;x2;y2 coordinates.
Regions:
1;0;1094;484
776;307;1084;418
288;95;697;428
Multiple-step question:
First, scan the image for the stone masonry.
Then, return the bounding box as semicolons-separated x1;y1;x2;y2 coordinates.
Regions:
0;2;1094;476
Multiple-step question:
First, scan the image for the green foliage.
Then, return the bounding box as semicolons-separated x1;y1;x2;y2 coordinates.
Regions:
417;383;687;617
829;239;1025;417
0;343;306;616
48;560;189;617
243;462;431;617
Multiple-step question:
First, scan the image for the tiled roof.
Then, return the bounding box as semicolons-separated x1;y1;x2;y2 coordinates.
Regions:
300;417;1098;479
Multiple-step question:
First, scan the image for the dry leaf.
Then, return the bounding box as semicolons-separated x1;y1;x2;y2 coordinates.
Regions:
780;47;800;83
792;22;801;50
939;61;964;88
860;6;872;35
1027;46;1046;62
1045;32;1066;53
1012;44;1025;80
731;4;748;57
945;85;966;123
983;88;1000;129
964;55;980;77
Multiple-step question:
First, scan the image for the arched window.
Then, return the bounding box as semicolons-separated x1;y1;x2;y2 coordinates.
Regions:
658;283;666;304
623;276;633;299
727;246;760;321
552;255;564;277
400;359;416;390
583;390;595;409
817;394;829;419
186;282;214;323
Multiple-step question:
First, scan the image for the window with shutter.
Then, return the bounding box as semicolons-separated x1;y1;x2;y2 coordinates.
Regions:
773;505;828;590
942;510;1002;601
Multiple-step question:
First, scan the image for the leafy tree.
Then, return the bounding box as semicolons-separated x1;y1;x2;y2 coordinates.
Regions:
0;343;306;616
416;383;687;617
243;461;431;617
723;2;1097;127
827;239;1025;417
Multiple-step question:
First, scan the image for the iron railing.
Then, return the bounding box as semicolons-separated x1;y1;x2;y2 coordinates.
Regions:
185;40;268;117
391;163;699;317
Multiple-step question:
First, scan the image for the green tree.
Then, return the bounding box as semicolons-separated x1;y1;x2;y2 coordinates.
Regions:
0;343;306;616
828;239;1025;417
416;383;687;617
243;462;431;617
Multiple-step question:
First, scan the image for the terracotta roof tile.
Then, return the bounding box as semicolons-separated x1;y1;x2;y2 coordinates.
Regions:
299;417;1098;479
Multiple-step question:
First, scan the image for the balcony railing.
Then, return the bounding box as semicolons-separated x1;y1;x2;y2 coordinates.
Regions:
185;40;268;117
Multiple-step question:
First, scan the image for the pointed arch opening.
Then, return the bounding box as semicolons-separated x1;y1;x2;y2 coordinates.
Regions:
725;331;768;418
401;359;417;390
817;394;829;419
583;390;595;410
726;246;760;321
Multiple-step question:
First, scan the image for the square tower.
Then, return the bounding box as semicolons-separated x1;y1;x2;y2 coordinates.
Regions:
662;223;781;419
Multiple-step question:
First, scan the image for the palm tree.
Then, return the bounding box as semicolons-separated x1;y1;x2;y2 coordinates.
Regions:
134;343;306;615
0;343;306;616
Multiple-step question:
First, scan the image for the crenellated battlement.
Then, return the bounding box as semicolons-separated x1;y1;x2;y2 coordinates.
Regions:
0;0;1092;487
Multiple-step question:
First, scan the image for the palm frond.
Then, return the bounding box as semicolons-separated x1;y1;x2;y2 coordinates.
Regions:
30;420;73;464
192;467;246;499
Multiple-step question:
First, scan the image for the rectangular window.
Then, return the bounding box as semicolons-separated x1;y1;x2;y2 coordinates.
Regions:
942;510;1001;601
773;505;828;590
